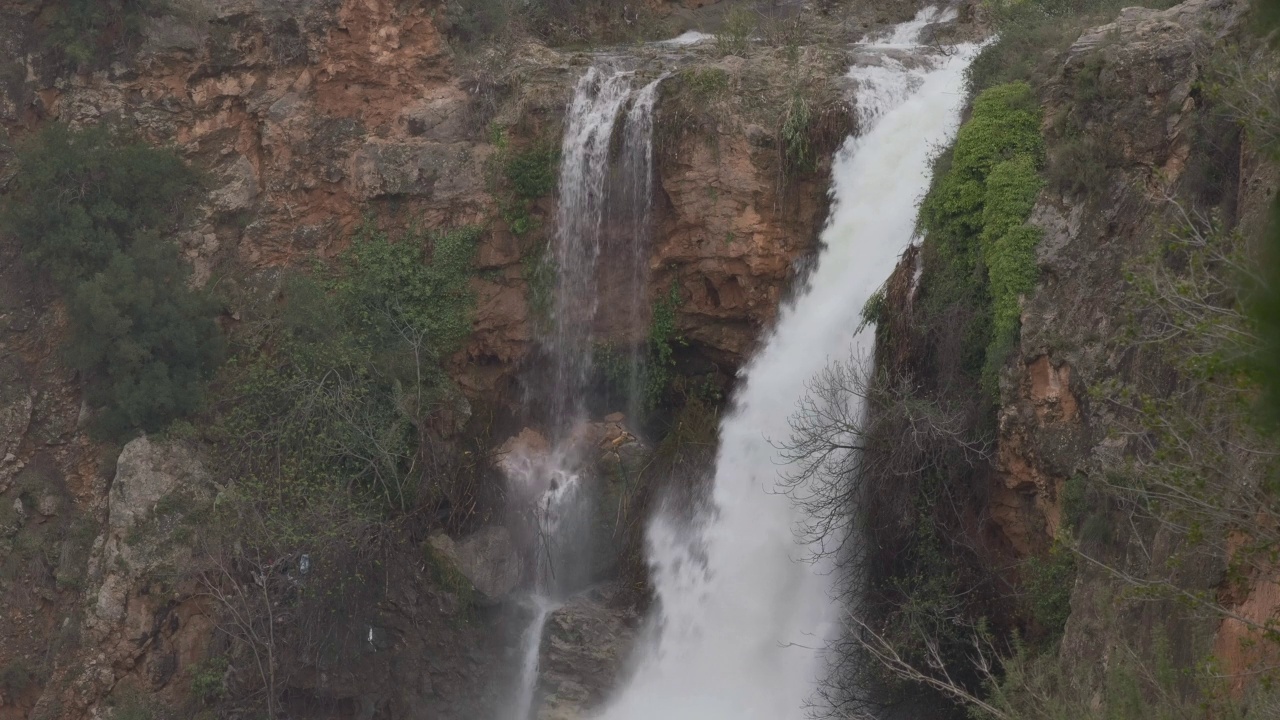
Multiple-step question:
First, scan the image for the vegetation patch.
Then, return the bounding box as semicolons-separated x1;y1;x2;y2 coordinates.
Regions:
918;82;1045;396
966;0;1181;94
0;123;222;438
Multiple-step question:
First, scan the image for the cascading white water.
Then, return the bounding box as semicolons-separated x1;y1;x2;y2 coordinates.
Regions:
505;65;665;720
548;67;636;425
616;77;664;420
597;11;981;720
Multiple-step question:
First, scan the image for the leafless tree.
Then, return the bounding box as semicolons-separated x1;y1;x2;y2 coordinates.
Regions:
775;350;996;717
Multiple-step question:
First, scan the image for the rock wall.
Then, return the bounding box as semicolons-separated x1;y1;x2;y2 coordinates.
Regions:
878;0;1280;702
0;1;873;717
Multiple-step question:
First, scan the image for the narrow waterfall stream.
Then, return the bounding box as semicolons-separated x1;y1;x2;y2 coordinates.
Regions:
597;10;981;720
504;65;664;720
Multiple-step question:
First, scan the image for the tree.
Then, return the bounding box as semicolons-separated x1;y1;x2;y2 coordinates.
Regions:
1;122;221;437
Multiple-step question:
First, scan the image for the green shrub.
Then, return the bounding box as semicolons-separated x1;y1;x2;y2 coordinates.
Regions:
505;145;559;200
3;123;198;286
65;234;224;436
334;223;480;358
187;656;227;707
1;123;221;437
0;660;38;698
1022;541;1077;640
715;7;756;57
684;68;730;99
780;92;815;175
220;223;479;518
643;282;685;411
918;83;1044;395
966;0;1180;93
1046;135;1112;197
522;241;556;331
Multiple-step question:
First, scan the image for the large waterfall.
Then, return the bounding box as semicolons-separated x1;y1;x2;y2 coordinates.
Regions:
596;10;980;720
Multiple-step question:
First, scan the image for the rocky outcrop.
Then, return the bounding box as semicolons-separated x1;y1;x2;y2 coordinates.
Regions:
429;525;523;604
0;1;917;718
19;438;219;720
651;49;853;368
536;587;639;720
990;0;1247;555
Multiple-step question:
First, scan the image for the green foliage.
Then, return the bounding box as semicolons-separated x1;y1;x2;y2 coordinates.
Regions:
1022;541;1077;640
221;224;478;520
43;0;166;67
522;241;556;332
859;288;888;331
106;687;161;720
644;282;685;410
595;282;686;417
0;660;39;698
1257;196;1280;423
684;68;730;99
187;657;227;707
423;541;477;617
445;0;514;45
919;83;1044;396
1045;135;1112;196
505;144;559;200
715;7;756;57
1254;0;1280;43
781;92;815;175
487;132;556;236
0;123;221;438
4;123;198;286
975;638;1280;720
967;0;1180;93
66;234;225;436
334;223;480;358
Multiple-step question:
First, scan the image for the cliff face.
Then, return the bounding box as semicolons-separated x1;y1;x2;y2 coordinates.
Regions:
1005;0;1280;689
877;0;1280;706
0;1;864;717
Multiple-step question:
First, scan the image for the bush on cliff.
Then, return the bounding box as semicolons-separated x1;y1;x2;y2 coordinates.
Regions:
196;223;483;714
1;123;222;437
918;82;1044;396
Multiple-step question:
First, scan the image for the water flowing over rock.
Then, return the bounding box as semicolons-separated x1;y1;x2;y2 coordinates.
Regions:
503;62;666;720
597;10;982;720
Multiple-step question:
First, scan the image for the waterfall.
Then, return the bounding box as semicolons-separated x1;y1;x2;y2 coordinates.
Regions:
504;65;664;720
547;66;635;427
616;77;664;421
597;11;981;720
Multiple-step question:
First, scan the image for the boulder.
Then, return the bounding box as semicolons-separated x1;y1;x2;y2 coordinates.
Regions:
107;436;209;533
536;587;637;720
429;525;522;603
91;436;212;626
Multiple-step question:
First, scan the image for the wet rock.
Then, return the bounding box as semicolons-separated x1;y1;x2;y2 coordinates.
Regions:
536;586;638;720
402;91;473;142
428;526;522;603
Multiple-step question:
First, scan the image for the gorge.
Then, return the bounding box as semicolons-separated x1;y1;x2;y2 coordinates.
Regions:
0;1;1278;720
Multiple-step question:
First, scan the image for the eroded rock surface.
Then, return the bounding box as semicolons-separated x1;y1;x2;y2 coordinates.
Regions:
536;587;639;720
429;525;524;604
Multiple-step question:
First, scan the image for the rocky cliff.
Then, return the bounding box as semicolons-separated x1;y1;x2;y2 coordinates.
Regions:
0;1;898;717
870;0;1280;713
